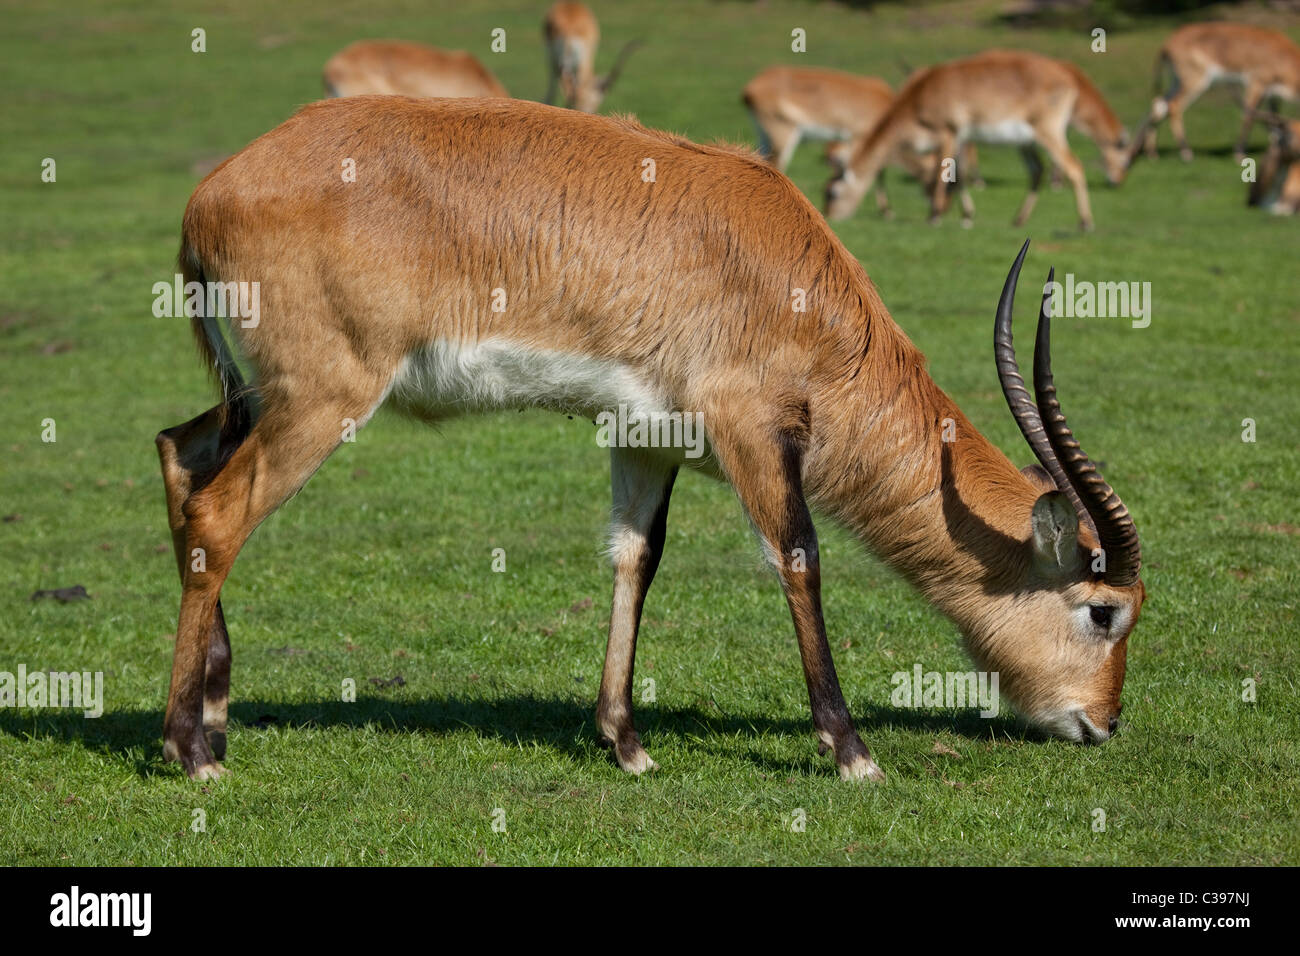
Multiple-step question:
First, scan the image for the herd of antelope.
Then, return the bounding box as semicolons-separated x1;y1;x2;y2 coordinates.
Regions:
813;23;1300;224
155;4;1294;782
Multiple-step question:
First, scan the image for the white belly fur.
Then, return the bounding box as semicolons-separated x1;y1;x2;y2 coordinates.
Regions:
968;120;1036;145
387;338;712;467
797;122;847;142
389;339;661;417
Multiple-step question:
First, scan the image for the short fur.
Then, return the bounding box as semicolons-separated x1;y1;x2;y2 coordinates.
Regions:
323;41;508;99
826;50;1129;230
158;97;1143;781
1134;22;1300;164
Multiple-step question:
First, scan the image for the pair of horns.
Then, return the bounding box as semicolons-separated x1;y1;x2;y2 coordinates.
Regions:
995;240;1141;587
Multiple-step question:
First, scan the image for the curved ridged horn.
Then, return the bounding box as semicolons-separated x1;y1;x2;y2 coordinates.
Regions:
1032;285;1142;586
994;240;1090;527
600;39;643;93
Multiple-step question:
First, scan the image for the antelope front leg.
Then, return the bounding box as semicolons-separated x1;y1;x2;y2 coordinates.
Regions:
953;147;977;226
773;501;882;780
1166;77;1211;162
1234;82;1266;161
544;64;558;106
1013;143;1046;227
716;419;882;781
962;142;985;190
597;448;677;774
1036;128;1093;231
764;120;801;174
927;130;958;225
873;168;895;221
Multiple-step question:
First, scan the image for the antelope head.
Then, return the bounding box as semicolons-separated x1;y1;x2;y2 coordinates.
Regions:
1100;130;1131;186
575;39;642;112
969;242;1146;742
1247;112;1300;213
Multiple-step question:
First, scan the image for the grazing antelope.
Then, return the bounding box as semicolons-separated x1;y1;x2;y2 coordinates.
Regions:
323;41;508;98
744;66;909;172
543;1;640;112
1248;114;1300;214
1131;23;1300;165
825;51;1130;231
742;65;979;217
158;96;1144;782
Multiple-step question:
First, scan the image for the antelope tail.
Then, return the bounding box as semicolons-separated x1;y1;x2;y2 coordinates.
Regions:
178;243;254;436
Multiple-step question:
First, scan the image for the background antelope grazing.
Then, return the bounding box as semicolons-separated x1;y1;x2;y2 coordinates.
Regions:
741;65;979;216
322;41;509;98
743;66;901;173
543;1;639;112
157;97;1143;782
1248;114;1300;213
825;50;1129;230
1131;22;1300;165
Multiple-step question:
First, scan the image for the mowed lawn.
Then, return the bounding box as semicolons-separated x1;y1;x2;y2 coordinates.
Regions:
1;0;1297;866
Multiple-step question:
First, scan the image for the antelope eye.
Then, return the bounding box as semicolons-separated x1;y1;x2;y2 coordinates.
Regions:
1089;604;1114;629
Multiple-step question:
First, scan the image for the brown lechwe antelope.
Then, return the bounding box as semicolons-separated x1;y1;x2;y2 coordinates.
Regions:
1131;23;1300;165
323;41;508;98
744;66;913;172
1248;114;1300;214
741;65;979;217
543;1;639;112
158;96;1144;782
825;51;1130;230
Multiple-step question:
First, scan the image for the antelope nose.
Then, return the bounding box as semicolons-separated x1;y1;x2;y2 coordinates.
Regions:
1108;714;1119;735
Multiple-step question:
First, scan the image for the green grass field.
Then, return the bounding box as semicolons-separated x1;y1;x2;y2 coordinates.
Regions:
1;0;1297;865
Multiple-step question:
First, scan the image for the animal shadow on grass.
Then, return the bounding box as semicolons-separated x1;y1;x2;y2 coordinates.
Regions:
0;693;1029;780
1138;143;1259;161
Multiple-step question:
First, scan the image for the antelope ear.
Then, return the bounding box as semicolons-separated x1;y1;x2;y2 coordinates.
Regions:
1020;463;1057;494
1031;491;1081;572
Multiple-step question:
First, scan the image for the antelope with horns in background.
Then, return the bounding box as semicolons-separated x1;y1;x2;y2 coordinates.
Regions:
741;65;980;217
1247;114;1300;214
157;96;1144;782
1130;23;1300;166
323;41;509;98
825;50;1130;231
543;1;640;112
